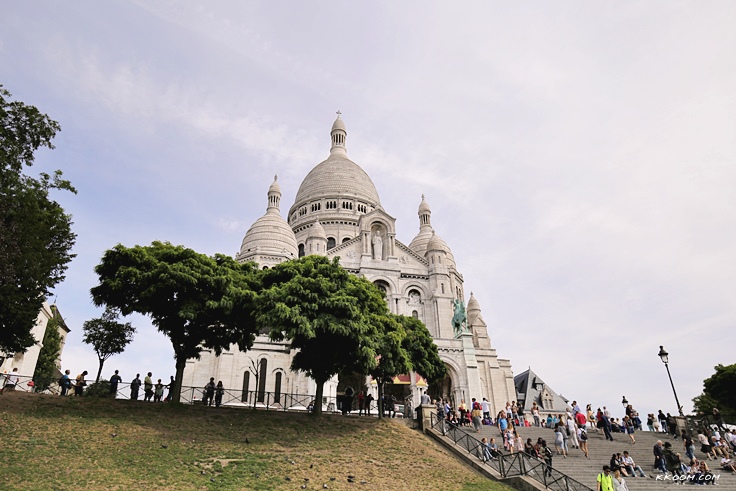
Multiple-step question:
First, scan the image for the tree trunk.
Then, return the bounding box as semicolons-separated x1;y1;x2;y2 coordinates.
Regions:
96;357;105;384
377;380;384;420
312;378;325;416
171;355;186;404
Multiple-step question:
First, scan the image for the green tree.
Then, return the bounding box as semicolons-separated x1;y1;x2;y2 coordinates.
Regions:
0;86;76;354
90;242;259;402
32;307;64;391
255;256;385;416
693;363;736;422
82;308;136;383
370;315;410;419
370;314;446;419
397;314;447;385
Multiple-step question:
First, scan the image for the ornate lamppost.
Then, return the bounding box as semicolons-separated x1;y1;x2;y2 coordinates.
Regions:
658;345;684;417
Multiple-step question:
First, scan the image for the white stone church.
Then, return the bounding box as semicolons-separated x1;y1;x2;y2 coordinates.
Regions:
182;115;516;413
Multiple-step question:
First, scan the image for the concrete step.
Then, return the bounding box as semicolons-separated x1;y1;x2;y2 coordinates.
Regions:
455;424;735;489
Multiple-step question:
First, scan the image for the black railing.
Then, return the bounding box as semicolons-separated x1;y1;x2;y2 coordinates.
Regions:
430;413;593;491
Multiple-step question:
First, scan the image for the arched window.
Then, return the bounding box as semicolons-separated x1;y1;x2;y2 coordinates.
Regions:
412;310;419;319
274;372;282;404
257;359;267;403
441;283;445;294
342;237;351;243
242;372;250;402
327;237;336;250
298;244;305;258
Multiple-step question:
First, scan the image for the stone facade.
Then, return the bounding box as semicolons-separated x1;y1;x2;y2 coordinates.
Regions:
182;115;516;413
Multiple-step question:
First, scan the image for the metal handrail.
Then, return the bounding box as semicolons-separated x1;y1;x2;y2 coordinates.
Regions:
429;413;593;491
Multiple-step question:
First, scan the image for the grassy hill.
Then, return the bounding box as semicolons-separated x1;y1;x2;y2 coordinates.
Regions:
0;392;508;491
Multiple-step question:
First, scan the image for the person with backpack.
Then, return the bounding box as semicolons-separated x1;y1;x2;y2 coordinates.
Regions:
578;426;590;459
204;377;216;406
59;369;72;396
596;465;614;491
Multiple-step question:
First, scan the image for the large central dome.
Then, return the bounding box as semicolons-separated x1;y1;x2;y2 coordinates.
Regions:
293;154;381;206
293;114;380;207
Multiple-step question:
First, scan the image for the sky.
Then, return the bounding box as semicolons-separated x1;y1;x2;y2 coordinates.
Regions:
2;1;735;418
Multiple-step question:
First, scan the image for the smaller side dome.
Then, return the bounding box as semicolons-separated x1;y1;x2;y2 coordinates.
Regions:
308;220;326;239
467;292;480;314
238;177;298;261
426;231;450;254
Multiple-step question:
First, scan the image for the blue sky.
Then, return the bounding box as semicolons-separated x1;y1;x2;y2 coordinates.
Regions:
3;1;735;417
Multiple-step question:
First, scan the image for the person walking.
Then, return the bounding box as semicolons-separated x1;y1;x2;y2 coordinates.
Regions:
471;399;482;432
596;465;614;491
579;426;590;459
567;414;580;449
554;423;567;458
130;374;141;400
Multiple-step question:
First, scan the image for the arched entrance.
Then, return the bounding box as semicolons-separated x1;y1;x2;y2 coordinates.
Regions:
429;362;459;407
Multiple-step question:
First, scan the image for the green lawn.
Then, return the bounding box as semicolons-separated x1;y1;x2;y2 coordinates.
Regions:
0;392;511;491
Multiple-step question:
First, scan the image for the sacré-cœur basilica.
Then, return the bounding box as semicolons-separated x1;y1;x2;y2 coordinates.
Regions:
182;114;516;413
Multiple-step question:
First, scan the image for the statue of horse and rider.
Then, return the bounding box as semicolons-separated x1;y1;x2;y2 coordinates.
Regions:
451;298;467;337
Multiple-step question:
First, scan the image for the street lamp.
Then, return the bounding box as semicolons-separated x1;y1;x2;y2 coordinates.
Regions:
658;345;684;417
622;396;628;408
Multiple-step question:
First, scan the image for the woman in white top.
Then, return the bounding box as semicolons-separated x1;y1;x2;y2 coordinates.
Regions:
612;470;630;491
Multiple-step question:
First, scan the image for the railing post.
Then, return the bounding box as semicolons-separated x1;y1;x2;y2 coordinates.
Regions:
499;454;506;477
565;475;571;491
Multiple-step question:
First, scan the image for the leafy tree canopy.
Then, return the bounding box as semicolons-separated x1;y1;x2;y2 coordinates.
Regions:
82;308;136;383
0;86;76;354
32;307;64;391
693;363;736;422
255;256;386;415
90;241;259;402
369;314;446;418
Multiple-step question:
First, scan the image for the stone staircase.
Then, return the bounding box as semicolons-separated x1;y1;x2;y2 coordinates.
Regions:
461;424;735;489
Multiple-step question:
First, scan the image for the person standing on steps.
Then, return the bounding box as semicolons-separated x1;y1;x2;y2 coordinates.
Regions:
130;374;141;400
596;465;614;491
